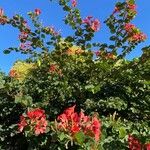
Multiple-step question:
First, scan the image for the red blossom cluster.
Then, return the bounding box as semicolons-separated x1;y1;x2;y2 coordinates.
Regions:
18;108;48;135
124;23;147;42
128;135;150;150
71;0;77;7
82;16;100;32
34;9;41;16
57;105;101;142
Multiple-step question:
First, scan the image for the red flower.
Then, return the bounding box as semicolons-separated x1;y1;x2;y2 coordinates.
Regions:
71;124;80;133
0;8;4;16
27;108;46;119
128;4;137;11
49;64;57;73
18;115;27;132
124;23;135;33
9;69;18;78
20;42;31;51
145;143;150;150
95;51;101;57
64;105;76;118
79;111;89;123
91;19;100;32
128;135;142;150
57;105;101;142
82;16;100;32
91;116;101;141
34;117;48;135
35;9;41;15
71;0;77;7
57;113;68;130
82;16;92;25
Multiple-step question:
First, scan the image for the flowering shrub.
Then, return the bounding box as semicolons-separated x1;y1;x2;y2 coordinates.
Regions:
0;0;150;149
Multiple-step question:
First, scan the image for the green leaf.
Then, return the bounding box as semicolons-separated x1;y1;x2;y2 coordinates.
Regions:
3;49;11;54
59;132;66;141
74;131;85;145
15;95;33;106
119;127;127;139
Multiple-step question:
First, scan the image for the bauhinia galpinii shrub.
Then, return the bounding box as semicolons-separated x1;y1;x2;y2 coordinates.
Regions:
0;0;150;149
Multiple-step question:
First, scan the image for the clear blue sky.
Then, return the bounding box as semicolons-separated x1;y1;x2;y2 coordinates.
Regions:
0;0;150;73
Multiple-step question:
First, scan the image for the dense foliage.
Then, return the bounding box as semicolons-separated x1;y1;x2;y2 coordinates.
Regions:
0;0;150;149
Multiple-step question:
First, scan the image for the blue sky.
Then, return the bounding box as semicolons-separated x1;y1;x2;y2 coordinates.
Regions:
0;0;150;73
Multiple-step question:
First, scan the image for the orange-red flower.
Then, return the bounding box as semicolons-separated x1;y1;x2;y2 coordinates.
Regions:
127;4;136;11
9;69;18;78
27;108;46;119
18;115;27;132
91;116;101;141
18;108;48;136
34;117;48;135
145;143;150;150
124;23;135;33
57;105;101;142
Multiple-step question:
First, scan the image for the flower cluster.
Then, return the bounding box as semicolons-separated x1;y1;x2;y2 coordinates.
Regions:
82;16;100;32
18;108;48;135
124;23;147;42
49;64;62;76
128;135;150;150
57;105;101;142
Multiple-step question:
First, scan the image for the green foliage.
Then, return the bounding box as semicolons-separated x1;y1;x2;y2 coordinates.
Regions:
0;0;149;149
